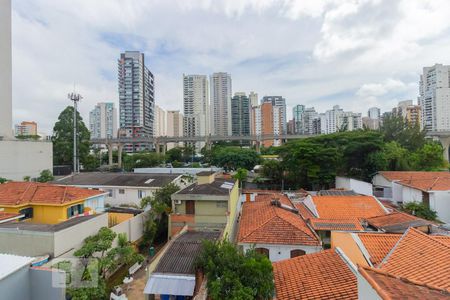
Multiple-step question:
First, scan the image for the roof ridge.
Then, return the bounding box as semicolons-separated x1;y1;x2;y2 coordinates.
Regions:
272;212;317;241
359;265;450;294
429;177;441;190
358;266;393;300
62;186;68;204
18;182;35;205
377;227;411;268
240;205;277;241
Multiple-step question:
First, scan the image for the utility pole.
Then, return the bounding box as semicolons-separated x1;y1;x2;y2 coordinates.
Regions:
68;92;82;173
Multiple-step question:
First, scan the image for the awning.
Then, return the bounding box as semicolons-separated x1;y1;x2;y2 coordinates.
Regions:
143;274;196;296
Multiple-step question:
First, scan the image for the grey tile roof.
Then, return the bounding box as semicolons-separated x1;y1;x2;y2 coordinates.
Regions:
0;214;101;232
155;231;221;275
318;190;359;196
177;178;236;196
55;172;179;188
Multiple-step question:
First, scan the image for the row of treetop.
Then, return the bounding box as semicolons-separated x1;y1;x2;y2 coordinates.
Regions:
52;106;446;189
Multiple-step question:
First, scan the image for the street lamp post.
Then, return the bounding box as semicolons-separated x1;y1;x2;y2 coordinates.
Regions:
68;92;82;173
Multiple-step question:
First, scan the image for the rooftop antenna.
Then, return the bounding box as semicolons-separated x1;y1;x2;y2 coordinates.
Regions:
68;91;82;174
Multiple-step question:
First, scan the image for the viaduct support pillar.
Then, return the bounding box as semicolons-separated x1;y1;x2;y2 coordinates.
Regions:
255;141;261;154
439;136;450;162
107;143;113;166
117;144;124;168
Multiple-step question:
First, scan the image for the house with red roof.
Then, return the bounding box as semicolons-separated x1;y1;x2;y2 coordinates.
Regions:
0;181;106;224
297;194;388;246
373;171;450;222
237;193;321;261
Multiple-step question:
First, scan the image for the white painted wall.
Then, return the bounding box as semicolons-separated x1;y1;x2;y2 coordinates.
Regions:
357;272;381;300
240;243;321;262
430;191;450;223
110;211;147;245
372;174;392;188
392;182;404;203
336;177;373;196
0;140;52;180
400;185;423;204
103;186;155;207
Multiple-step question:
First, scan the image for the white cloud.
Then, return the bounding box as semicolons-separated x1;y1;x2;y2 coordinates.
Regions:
9;0;450;133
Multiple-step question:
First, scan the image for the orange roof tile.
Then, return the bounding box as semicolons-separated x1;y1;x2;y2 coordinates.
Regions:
311;195;387;220
0;182;104;207
357;233;402;266
434;236;450;245
366;212;431;233
379;171;450;191
378;228;450;291
309;218;364;231
273;249;357;300
238;197;320;246
359;266;450;299
295;202;315;219
0;212;21;222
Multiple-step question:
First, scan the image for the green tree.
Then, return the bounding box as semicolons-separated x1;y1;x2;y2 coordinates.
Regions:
369;141;410;171
36;169;55;182
233;168;248;188
23;176;31;182
401;202;437;221
410;142;446;171
52;106;91;166
140;183;180;246
0;178;8;184
380;114;426;151
82;154;100;171
196;239;274;300
261;160;283;184
211;147;261;171
165;147;183;163
123;152;164;171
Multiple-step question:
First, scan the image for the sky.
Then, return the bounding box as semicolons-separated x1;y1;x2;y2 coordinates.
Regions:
10;0;450;134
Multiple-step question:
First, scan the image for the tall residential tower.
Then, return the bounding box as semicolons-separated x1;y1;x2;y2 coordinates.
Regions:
118;51;155;152
89;102;117;139
210;72;232;136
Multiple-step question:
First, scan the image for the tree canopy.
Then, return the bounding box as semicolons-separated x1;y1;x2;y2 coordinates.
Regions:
123;152;164;171
196;239;274;300
52;106;91;166
210;147;261;171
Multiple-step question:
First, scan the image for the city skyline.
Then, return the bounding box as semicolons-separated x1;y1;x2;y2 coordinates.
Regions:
10;0;450;134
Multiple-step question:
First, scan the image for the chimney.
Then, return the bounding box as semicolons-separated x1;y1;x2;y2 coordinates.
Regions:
197;171;216;185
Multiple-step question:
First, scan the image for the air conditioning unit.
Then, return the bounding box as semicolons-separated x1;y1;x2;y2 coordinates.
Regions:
174;200;182;205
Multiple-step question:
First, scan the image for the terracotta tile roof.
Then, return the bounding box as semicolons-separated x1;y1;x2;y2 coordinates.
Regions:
366;212;431;233
238;196;320;246
356;233;402;266
378;228;450;291
0;212;22;222
254;193;293;207
309;218;363;231
379;171;450;191
0;182;104;207
295;202;315;219
359;266;450;299
434;236;450;245
311;195;387;220
273;249;357;300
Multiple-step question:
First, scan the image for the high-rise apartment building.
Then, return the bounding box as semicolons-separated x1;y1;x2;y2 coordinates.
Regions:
154;105;167;137
231;92;250;137
293;105;305;134
0;0;12;138
183;74;209;151
166;110;183;150
249;91;258;107
365;107;381;130
302;107;319;135
210;72;232;136
118;51;155;152
262;96;287;134
419;64;450;131
392;100;421;126
368;107;381;120
252;102;282;147
89;103;117;139
14;121;37;137
338;112;362;131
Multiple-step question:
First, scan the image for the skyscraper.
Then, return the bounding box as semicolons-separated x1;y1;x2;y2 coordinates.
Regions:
0;0;12;138
302;107;318;135
183;74;209;151
89;102;117;139
368;107;381;120
249;91;258;107
231;92;250;137
118;51;155;152
154;105;167;137
293;105;305;134
210;72;232;136
419;63;450;131
252;102;282;147
262;96;287;134
167;110;183;150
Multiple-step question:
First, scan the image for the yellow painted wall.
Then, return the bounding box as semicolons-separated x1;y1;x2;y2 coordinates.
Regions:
331;231;369;267
0;200;85;224
109;212;133;227
223;181;239;239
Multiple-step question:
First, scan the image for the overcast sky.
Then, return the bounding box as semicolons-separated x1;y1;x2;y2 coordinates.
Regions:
11;0;450;134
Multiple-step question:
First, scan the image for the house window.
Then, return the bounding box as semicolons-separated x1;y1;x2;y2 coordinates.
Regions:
216;201;227;208
255;248;269;258
119;189;125;194
19;207;33;220
186;200;195;215
290;249;306;258
107;189;114;197
67;204;84;218
138;190;145;199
